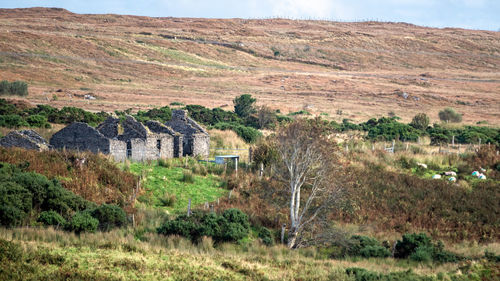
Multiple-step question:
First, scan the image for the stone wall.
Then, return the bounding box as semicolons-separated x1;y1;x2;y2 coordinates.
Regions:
118;116;147;141
50;122;112;154
109;139;127;162
192;133;210;158
0;130;51;151
145;121;181;158
166;110;210;157
97;117;119;138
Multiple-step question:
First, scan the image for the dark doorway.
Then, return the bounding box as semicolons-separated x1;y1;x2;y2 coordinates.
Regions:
126;140;132;158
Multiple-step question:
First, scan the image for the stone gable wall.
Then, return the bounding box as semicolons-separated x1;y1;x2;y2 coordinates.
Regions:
97;117;119;138
50;122;111;154
166;110;209;157
0;130;51;151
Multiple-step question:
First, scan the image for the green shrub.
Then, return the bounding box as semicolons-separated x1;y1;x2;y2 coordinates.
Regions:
157;209;250;243
0;80;28;96
410;113;429;130
409;246;433;262
359;245;391;258
347;235;389;258
258;227;274;246
0;181;32;227
25;114;49;128
439;107;462;123
91;204;127;231
67;211;99;234
0;239;22;262
38;210;66;227
0;115;29;128
394;233;462;263
394;233;432;259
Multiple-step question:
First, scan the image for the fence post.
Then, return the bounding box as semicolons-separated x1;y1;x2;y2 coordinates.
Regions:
281;224;286;244
259;163;264;178
248;147;253;163
187;198;192;217
452;135;455;146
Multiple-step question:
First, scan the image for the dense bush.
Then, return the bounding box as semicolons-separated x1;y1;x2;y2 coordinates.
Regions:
134;106;172;123
0;181;32;227
347;235;391;258
0;99;108;128
37;210;66;227
395;233;462;263
410;113;429;130
439;107;462;123
364;117;421;141
25;114;50;128
0;114;29;128
0;80;28;96
185;104;242;125
0;162;93;228
258;227;274;246
67;211;99;233
91;204;127;231
233;94;256;119
157;208;250;243
211;122;262;143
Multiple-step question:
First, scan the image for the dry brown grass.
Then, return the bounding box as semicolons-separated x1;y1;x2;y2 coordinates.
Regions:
0;8;498;126
0;124;66;140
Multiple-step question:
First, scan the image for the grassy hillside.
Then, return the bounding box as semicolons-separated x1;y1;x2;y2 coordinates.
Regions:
2;227;498;281
0;8;498;125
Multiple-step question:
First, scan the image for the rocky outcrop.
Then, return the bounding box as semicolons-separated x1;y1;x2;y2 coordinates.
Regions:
0;130;51;151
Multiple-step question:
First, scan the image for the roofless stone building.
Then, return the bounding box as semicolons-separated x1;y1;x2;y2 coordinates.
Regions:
47;111;209;161
166;110;210;157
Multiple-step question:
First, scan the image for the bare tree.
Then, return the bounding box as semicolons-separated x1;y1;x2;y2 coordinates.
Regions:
273;119;343;248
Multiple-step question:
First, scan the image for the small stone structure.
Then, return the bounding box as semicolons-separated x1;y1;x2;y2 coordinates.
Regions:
165;110;210;157
0;130;51;151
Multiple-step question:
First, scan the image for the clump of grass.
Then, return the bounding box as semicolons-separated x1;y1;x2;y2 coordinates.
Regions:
191;163;208;176
158;193;176;207
207;164;225;175
181;170;194;183
158;158;171;168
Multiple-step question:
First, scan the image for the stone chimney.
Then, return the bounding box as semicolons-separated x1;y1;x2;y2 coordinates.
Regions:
172;110;188;122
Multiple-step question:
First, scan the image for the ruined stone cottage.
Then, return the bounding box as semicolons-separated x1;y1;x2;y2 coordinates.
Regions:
50;116;180;161
165;110;210;157
0;130;51;151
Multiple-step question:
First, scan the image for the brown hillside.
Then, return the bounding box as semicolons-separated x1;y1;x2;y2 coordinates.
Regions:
0;7;499;125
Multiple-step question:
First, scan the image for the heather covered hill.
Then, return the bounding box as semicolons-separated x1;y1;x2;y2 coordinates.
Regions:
0;7;499;125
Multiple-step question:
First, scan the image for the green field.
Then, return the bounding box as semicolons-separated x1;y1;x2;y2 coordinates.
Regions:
128;160;228;214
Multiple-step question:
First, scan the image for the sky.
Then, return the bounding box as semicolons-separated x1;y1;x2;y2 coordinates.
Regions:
1;0;499;31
